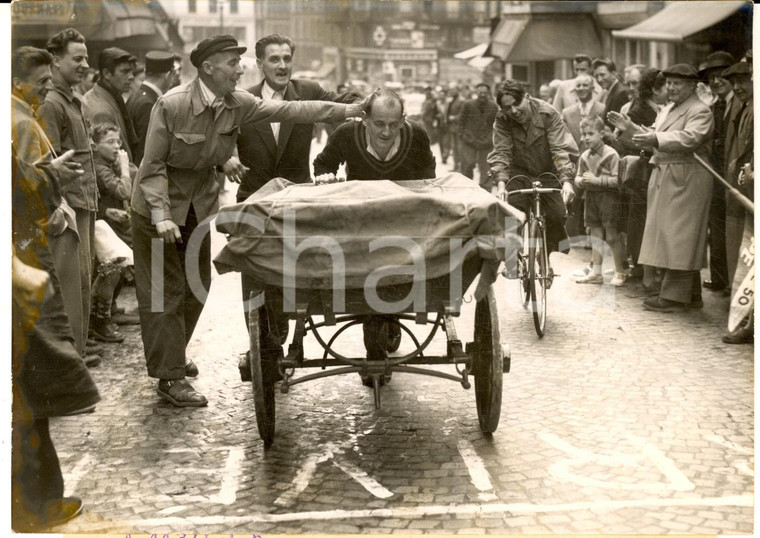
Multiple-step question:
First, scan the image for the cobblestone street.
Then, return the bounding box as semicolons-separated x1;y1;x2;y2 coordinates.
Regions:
50;147;754;535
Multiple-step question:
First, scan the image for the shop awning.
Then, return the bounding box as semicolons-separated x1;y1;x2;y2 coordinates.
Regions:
454;43;489;61
612;1;747;42
490;15;602;63
92;0;156;40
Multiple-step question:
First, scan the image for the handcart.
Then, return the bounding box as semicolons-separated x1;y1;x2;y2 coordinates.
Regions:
215;174;523;447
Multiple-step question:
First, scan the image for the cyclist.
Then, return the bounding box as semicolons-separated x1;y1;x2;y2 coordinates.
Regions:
487;80;579;256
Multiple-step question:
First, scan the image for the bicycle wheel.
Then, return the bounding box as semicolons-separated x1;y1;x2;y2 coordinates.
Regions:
528;219;548;338
248;305;276;447
518;220;531;308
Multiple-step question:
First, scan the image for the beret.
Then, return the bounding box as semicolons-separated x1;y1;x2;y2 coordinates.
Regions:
722;61;752;79
99;47;136;71
698;51;735;77
662;63;699;81
145;50;175;74
190;35;246;68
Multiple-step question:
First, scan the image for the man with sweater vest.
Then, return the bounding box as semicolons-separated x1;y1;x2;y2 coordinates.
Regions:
313;89;436;365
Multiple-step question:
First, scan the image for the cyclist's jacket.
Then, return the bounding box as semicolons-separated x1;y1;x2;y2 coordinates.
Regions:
488;96;578;185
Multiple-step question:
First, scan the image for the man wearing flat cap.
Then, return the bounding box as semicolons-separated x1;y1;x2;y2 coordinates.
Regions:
698;51;738;293
131;34;366;408
721;60;754;344
82;47;139;162
126;50;180;166
609;63;714;313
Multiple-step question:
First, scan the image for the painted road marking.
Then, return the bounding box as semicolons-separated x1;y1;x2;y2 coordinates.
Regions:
209;446;245;505
129;494;753;527
457;439;497;501
706;434;754;455
275;444;392;506
541;433;695;493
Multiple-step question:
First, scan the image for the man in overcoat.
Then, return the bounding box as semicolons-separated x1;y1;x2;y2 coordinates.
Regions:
610;64;714;312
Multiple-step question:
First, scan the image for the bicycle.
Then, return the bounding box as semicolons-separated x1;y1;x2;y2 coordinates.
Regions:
500;173;563;338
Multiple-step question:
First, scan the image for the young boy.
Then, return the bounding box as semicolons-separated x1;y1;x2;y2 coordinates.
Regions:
92;121;133;245
90;122;136;342
573;117;626;286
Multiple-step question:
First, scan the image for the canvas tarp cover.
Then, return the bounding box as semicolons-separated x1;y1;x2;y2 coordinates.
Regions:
213;173;524;292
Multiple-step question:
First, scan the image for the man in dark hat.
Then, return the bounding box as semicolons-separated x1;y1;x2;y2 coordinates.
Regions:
82;47;139;162
722;60;754;344
126;50;179;165
130;35;366;407
698;51;737;293
609;63;714;312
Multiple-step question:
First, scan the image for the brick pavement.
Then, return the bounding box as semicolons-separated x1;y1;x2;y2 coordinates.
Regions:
40;145;754;535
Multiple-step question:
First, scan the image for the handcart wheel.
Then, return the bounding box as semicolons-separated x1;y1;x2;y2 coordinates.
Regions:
528;219;548;338
473;285;503;433
248;306;276;448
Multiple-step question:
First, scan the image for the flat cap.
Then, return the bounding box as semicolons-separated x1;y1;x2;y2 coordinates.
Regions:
99;47;136;71
190;35;246;68
722;61;752;79
662;63;699;81
145;50;175;74
698;51;735;78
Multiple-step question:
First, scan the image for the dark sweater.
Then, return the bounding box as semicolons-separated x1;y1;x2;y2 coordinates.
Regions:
313;120;436;181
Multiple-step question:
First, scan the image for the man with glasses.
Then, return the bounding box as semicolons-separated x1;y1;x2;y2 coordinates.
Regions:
488;80;579;256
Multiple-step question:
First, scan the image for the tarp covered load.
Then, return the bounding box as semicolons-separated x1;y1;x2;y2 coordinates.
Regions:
213;173;524;293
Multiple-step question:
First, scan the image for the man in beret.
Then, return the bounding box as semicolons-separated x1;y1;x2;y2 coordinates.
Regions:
609;64;714;312
82;47;139;162
126;50;180;165
131;35;366;407
722;60;754;344
698;51;738;294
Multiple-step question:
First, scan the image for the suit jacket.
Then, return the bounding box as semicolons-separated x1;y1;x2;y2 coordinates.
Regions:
561;100;605;152
126;83;160;167
638;93;714;270
725;97;753;216
82;83;134;162
552;77;604;113
236;79;358;200
603;79;629;117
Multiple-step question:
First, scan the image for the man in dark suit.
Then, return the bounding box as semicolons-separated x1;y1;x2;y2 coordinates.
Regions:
126;51;180;166
236;34;360;382
593;58;628;119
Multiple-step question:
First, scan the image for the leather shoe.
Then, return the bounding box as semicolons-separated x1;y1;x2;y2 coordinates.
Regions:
238;354;251;382
185;360;199;378
112;312;140;326
15;496;85;530
703;279;728;291
643;297;687;312
722;326;754;344
157;379;207;407
84;354;101;368
238;352;282;383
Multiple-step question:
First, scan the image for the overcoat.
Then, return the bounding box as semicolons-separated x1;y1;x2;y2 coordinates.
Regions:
638;93;714;271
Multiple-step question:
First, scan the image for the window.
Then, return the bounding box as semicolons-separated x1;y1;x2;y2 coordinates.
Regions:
209;0;217;13
229;0;238;13
188;0;196;12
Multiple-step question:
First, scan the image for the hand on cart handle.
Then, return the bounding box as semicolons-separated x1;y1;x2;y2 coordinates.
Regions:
313;173;346;185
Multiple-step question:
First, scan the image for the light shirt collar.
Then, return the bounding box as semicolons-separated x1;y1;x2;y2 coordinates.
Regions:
142;80;163;99
365;126;401;162
262;82;285;100
198;78;221;107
